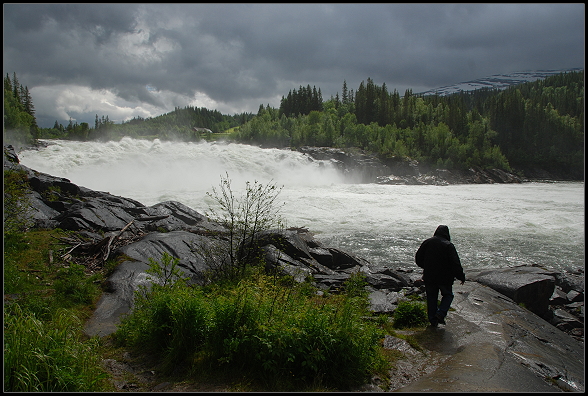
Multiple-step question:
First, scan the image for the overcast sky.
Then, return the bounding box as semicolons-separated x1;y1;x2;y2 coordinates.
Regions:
3;3;585;128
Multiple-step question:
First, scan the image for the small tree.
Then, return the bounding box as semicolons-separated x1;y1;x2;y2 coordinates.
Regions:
201;173;285;282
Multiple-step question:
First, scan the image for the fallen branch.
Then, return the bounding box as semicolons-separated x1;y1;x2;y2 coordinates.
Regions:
135;215;170;222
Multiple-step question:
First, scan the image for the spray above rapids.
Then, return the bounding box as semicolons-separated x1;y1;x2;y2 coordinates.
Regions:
19;138;345;199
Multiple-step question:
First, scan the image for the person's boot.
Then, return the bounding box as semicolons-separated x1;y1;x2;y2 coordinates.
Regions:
435;312;446;325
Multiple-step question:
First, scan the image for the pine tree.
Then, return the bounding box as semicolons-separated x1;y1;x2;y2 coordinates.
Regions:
12;72;20;103
342;80;349;105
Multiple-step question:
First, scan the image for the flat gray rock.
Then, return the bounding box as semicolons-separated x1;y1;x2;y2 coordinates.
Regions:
395;281;584;392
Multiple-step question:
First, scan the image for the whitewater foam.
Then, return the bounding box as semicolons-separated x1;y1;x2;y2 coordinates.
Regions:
19;138;584;272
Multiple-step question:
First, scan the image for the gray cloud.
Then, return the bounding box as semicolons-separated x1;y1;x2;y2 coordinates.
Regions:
3;3;584;127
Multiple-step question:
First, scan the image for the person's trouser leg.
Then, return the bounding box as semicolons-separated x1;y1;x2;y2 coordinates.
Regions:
436;284;454;319
424;282;440;325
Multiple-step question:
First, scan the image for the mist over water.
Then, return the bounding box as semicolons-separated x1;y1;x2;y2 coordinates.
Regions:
19;138;584;273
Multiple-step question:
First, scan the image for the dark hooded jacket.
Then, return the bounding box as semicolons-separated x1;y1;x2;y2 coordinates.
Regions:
415;225;465;285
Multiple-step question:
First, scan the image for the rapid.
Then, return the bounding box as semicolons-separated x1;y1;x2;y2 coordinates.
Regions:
18;137;584;273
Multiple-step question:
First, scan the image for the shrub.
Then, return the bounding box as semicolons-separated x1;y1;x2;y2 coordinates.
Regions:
3;169;33;235
392;300;428;329
201;173;285;282
115;272;386;390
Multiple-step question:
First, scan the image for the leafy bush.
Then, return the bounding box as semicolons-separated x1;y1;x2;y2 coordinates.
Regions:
201;173;285;282
343;271;369;298
146;252;188;289
392;300;428;329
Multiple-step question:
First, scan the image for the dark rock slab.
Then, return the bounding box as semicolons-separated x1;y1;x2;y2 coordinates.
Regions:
549;287;569;305
116;231;227;283
368;290;402;314
364;273;404;290
255;229;315;262
262;244;312;282
566;289;584;303
85;260;151;337
325;247;371;270
467;266;556;317
551;308;584;331
555;271;584;293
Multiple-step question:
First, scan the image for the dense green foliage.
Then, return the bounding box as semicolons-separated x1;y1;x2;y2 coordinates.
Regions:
115;266;387;390
4;304;107;392
5;70;582;177
3;168;33;235
236;71;584;177
3;229;108;392
392;300;428;329
3;73;39;145
485;72;584;176
4;168;109;392
279;84;324;117
113;177;388;390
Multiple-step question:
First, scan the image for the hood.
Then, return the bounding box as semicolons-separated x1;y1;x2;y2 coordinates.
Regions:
434;225;451;241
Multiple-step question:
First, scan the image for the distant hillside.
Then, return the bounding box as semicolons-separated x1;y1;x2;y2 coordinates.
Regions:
419;68;583;96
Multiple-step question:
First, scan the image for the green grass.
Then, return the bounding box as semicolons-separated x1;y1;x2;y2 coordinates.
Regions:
4;304;108;392
3;228;110;392
114;268;389;391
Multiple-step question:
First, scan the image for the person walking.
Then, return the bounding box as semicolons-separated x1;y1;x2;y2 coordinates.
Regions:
415;225;465;327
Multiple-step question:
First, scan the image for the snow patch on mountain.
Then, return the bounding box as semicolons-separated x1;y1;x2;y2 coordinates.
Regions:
419;68;583;96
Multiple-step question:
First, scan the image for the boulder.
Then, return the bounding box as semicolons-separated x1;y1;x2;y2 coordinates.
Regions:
551;308;584;331
116;231;229;284
3;145;19;165
261;244;313;283
85;260;152;337
467;266;555;317
566;290;584;303
549;287;569;305
368;290;401;314
379;268;415;288
364;273;404;290
554;271;584;293
297;146;391;183
255;229;315;262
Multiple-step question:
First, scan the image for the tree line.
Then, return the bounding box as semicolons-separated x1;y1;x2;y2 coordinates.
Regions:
235;71;584;178
2;78;254;142
4;71;583;178
3;73;39;144
279;84;324;117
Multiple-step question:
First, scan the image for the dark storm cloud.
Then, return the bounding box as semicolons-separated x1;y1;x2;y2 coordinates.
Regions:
3;3;584;127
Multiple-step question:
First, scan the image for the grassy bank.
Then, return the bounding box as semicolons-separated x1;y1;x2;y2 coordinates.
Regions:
4;226;433;391
4;228;111;391
3;168;430;391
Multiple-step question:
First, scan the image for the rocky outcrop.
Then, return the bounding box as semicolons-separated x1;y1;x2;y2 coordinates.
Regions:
394;281;584;392
297;146;391;183
295;145;523;184
466;266;557;317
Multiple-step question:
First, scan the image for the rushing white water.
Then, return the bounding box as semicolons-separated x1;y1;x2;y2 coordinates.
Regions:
19;138;584;273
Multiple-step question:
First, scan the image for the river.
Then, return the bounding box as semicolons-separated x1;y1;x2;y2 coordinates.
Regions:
18;138;584;273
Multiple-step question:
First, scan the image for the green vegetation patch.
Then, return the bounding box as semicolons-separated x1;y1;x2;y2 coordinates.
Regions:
392;300;428;329
115;267;388;391
4;305;108;392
